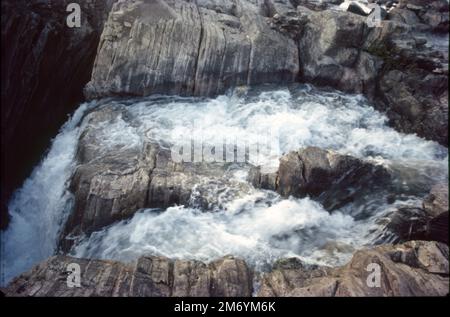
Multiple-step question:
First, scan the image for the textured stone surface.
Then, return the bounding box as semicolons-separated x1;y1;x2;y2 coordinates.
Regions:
249;147;390;210
84;0;299;99
4;241;448;297
258;241;449;296
376;183;448;244
3;255;253;297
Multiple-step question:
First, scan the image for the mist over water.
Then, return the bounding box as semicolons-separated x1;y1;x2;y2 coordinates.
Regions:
2;84;448;284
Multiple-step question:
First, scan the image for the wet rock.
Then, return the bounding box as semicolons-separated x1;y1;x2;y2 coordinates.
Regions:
395;0;449;32
383;207;429;242
379;183;448;244
3;255;253;297
258;240;449;296
249;147;390;210
85;0;299;99
423;183;449;244
378;69;448;146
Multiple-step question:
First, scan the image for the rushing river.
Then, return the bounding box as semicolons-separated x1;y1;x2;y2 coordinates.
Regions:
1;84;448;285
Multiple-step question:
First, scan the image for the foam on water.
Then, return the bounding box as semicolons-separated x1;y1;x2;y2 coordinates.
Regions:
2;84;448;284
72;196;364;270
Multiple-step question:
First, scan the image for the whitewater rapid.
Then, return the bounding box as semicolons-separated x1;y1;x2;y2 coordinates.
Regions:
1;84;448;285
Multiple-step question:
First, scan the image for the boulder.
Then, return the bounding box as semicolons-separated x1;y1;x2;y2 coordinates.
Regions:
423;183;449;244
3;255;253;297
249;147;390;210
378;183;448;244
258;240;449;296
423;183;449;217
395;0;449;32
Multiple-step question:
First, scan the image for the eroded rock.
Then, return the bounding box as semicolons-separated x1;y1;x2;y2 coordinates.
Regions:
85;0;299;99
3;255;252;297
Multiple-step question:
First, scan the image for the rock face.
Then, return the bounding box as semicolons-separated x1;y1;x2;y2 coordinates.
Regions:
84;0;299;99
423;183;449;244
393;0;449;32
60;104;251;250
82;0;448;146
1;0;114;229
258;240;449;296
3;255;252;297
249;147;389;210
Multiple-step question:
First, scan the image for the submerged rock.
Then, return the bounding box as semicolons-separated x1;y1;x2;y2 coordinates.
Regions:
423;183;449;244
258;240;449;296
3;255;252;297
249;147;390;210
84;0;299;99
1;0;114;230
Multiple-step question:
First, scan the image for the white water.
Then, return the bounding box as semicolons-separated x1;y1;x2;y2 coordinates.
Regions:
2;84;448;284
0;102;97;285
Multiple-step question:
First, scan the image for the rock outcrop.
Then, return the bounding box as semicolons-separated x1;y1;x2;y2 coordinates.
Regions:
249;147;390;210
258;240;449;296
379;183;449;244
3;255;252;297
1;0;114;229
4;241;448;297
81;0;448;146
84;0;299;99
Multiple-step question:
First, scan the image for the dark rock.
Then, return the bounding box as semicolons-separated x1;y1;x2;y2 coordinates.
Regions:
84;0;299;99
60;105;252;250
423;183;449;244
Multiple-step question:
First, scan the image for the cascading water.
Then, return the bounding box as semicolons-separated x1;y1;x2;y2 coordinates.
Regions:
1;84;448;285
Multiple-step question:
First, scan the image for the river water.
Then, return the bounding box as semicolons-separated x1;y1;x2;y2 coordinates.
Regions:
1;84;447;285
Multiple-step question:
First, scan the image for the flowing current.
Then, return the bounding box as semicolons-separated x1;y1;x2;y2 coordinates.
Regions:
1;84;448;285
